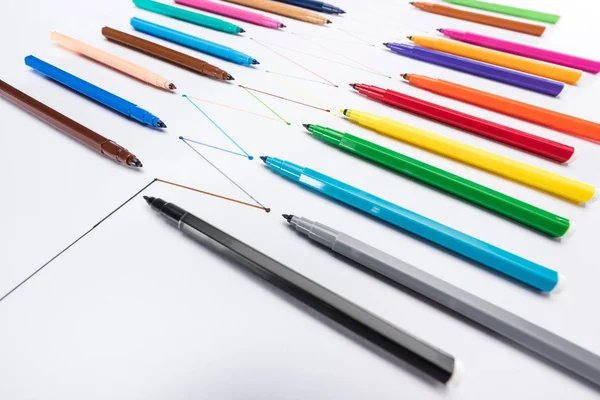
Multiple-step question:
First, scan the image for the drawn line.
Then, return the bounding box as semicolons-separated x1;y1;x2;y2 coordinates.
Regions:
183;95;253;160
0;178;158;303
265;71;332;86
180;137;270;212
250;37;339;87
240;85;330;113
337;28;376;47
186;96;283;123
156;179;267;211
292;33;392;78
265;73;336;116
255;39;392;78
180;136;248;159
240;86;291;125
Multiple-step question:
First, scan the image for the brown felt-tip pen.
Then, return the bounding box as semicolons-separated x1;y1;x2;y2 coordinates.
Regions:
0;80;142;167
102;27;234;81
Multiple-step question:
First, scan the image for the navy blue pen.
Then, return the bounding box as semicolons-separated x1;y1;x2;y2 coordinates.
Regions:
131;18;259;66
384;43;564;97
273;0;345;14
25;55;165;128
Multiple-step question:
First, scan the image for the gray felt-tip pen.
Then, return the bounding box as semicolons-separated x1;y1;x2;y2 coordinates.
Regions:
283;214;600;387
144;196;464;384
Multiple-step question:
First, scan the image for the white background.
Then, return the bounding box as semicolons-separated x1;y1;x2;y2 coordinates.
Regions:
1;0;600;398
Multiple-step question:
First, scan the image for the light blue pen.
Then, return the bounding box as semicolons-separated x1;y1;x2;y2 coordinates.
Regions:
260;156;564;293
130;18;259;66
25;55;165;128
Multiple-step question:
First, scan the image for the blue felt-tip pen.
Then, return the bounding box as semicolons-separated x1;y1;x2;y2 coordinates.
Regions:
260;156;564;293
25;55;165;128
130;18;259;66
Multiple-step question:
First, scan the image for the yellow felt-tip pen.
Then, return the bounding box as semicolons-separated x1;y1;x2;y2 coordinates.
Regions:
408;36;582;85
342;109;595;203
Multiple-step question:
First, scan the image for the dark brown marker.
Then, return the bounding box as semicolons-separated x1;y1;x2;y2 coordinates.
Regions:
102;27;235;81
0;80;142;167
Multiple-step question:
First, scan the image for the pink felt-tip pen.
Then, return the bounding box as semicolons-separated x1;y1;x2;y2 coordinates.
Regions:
175;0;285;29
438;28;600;74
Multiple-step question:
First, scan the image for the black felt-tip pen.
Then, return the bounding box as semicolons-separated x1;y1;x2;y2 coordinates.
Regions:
144;196;464;384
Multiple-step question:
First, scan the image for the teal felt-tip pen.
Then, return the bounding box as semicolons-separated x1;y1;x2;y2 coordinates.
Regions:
260;156;563;293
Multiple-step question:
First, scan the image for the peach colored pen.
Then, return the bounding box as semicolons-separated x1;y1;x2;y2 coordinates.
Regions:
51;31;176;91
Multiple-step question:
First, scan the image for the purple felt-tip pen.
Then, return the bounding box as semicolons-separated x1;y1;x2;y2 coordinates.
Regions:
384;42;564;97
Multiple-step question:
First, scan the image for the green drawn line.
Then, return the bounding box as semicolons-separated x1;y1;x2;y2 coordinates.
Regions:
240;87;291;126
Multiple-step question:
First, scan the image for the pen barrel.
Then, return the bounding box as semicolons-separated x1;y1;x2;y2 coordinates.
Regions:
459;32;600;74
377;89;575;163
101;28;230;80
415;38;582;84
391;45;564;97
133;0;241;34
411;76;600;143
131;18;252;65
442;0;560;24
175;0;283;28
301;223;600;387
333;133;570;237
416;3;545;36
0;80;135;165
51;32;171;90
285;163;561;292
348;112;595;203
223;0;328;24
177;212;458;384
25;55;142;120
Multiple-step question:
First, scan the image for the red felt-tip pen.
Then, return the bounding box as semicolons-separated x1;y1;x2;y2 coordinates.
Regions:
350;83;576;164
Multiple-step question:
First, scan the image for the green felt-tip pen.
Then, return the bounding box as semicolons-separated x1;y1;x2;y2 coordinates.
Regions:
133;0;245;34
304;124;571;238
441;0;560;24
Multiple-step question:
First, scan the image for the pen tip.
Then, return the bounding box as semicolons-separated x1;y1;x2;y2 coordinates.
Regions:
401;73;411;80
339;10;346;14
282;214;293;222
436;28;443;33
252;59;260;65
341;109;348;115
227;74;235;80
407;35;413;40
260;156;267;163
280;23;286;28
349;83;358;89
326;19;332;24
383;42;389;47
239;28;246;33
168;83;177;90
143;196;154;205
409;2;415;5
157;120;167;128
130;158;143;167
302;123;311;130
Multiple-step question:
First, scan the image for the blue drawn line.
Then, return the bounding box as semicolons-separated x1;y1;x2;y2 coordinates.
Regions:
180;136;248;159
183;94;253;160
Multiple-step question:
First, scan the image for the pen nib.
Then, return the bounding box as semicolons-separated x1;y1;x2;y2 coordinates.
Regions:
157;120;167;128
143;196;155;205
326;19;332;24
239;28;246;33
280;23;286;28
227;74;235;80
302;123;311;130
168;83;177;90
130;158;143;167
252;59;260;65
282;214;293;223
260;156;267;163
